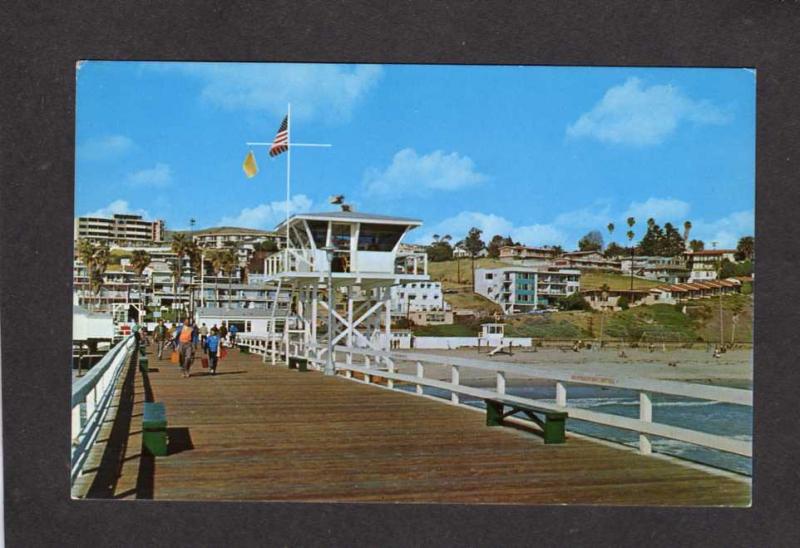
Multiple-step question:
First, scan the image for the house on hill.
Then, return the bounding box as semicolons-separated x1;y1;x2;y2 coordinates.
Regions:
554;250;621;271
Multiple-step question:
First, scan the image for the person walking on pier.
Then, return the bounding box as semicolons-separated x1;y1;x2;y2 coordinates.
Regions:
205;327;221;375
174;318;198;378
229;323;238;345
219;324;228;346
153;319;167;360
200;323;209;349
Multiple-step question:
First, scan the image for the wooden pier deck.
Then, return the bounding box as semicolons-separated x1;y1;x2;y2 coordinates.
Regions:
88;346;750;505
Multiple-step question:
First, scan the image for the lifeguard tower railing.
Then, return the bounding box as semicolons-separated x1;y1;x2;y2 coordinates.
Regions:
265;249;428;277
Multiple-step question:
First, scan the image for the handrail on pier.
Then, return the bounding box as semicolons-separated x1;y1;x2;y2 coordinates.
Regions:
250;340;751;462
71;335;137;484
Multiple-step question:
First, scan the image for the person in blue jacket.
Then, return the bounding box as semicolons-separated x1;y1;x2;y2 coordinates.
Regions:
205;327;221;375
228;323;238;345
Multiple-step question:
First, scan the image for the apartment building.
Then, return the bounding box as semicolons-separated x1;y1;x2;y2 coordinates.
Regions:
475;267;581;315
191;226;284;250
620;255;689;284
74;214;165;244
553;251;621;271
684;249;737;282
498;245;560;263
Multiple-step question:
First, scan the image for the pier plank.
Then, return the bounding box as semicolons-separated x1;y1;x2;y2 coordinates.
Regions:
120;347;749;505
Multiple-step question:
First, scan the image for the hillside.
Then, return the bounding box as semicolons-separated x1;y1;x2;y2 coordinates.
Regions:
580;271;663;291
499;295;753;343
427;257;508;290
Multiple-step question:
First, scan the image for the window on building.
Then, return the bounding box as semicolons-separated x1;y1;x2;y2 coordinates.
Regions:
331;223;351;250
357;223;406;251
306;220;328;248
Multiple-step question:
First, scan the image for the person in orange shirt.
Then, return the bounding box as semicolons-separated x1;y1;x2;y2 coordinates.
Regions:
173;318;198;378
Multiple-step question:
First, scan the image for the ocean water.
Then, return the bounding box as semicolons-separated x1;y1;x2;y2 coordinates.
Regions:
399;383;752;476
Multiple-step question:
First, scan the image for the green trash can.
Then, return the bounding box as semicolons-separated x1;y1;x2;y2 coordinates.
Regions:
142;402;168;456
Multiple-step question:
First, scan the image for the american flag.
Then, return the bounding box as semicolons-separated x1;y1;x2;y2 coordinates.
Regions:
269;115;289;157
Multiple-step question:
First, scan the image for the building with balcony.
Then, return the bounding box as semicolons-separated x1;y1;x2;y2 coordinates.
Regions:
475;267;581;315
553;250;622;271
684;249;738;282
498;245;561;264
620;255;689;284
74;213;165;244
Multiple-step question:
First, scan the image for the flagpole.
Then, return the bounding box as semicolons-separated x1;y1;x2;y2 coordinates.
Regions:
286;102;291;256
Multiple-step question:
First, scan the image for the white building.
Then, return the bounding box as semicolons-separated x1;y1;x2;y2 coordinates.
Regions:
195;307;282;336
391;281;445;313
619;255;689;284
684;250;737;282
74;213;165;244
475;267;581;315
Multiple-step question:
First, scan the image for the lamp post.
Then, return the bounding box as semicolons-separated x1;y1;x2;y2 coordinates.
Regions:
189;218;196;319
323;246;335;376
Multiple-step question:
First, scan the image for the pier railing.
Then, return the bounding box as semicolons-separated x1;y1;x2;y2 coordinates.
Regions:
332;346;752;458
234;335;752;461
298;343;752;461
71;335;137;483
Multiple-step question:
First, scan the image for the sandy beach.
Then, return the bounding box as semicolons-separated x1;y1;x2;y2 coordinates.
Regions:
391;347;753;388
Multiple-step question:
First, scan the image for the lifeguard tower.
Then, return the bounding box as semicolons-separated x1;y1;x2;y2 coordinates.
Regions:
262;209;429;368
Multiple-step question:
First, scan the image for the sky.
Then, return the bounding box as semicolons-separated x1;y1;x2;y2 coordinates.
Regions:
75;62;755;249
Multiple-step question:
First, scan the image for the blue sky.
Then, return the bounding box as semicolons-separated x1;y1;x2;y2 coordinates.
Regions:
75;62;755;249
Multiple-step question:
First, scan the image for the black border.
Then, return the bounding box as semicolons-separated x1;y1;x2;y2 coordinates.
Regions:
2;1;799;545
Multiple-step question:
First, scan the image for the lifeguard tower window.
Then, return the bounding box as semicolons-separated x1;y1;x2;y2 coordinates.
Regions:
307;220;328;248
357;223;405;251
332;224;351;250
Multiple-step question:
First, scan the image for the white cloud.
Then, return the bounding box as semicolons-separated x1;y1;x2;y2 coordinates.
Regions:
412;211;569;248
77;135;135;160
146;63;382;122
218;194;313;230
364;148;487;197
691;210;754;249
126;163;172;187
567;77;730;146
84;199;149;219
411;197;752;251
623;197;691;224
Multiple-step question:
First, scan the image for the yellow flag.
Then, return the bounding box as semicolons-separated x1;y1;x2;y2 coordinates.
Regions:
242;150;259;178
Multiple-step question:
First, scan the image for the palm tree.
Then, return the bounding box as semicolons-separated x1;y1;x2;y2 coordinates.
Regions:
131;250;152;314
626;217;636;291
607;222;615;238
220;248;238;309
646;217;655;229
92;243;110;312
683;220;692;250
186;240;202;316
170;232;192;314
168;259;180;313
208;249;224;307
76;239;96;310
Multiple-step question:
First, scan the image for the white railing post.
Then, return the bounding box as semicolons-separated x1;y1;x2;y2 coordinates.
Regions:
387;354;395;389
416;361;424;395
451;365;460;404
556;382;567;407
640;392;653;455
496;371;506;395
364;355;371;384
